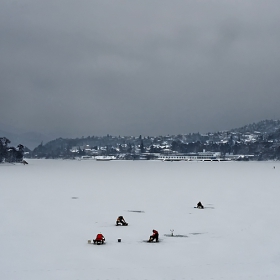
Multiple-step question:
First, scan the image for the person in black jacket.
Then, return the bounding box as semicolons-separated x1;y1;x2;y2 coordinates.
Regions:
116;216;128;226
197;201;204;209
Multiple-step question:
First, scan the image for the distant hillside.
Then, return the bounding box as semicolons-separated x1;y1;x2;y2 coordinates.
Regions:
230;120;280;134
3;119;280;160
27;119;280;161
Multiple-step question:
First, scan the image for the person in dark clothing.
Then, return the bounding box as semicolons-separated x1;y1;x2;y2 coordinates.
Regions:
149;229;159;242
197;201;204;209
116;216;128;226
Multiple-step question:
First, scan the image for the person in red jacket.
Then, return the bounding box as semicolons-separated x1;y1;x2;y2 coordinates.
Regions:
149;229;159;242
93;233;105;244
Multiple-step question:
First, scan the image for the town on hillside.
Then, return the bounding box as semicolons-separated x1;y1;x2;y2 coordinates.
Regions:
26;120;280;161
2;120;280;162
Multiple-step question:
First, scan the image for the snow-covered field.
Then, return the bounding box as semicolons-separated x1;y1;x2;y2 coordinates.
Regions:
1;159;280;280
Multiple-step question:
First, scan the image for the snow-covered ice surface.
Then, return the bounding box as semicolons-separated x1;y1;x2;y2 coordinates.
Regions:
1;159;280;280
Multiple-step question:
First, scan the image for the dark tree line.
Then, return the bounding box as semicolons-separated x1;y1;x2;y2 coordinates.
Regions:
0;137;24;163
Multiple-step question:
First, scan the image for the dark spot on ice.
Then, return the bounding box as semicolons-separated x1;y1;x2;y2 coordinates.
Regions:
71;197;78;199
164;234;188;238
126;210;145;213
189;232;206;235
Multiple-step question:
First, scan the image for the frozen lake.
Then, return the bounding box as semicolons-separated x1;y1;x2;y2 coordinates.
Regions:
1;159;280;279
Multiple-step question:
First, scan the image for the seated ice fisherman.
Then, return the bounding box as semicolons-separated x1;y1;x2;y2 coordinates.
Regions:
116;216;128;226
93;233;105;244
149;229;159;242
197;201;204;209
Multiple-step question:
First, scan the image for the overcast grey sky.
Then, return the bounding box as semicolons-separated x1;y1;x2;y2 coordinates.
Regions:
1;0;280;138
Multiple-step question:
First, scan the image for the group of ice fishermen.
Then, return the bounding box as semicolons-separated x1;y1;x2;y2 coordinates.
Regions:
93;201;204;245
93;215;159;245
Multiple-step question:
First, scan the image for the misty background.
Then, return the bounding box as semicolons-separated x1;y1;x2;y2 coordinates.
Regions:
1;0;280;147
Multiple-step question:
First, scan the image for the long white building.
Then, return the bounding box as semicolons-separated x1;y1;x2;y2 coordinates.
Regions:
158;151;226;161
